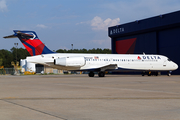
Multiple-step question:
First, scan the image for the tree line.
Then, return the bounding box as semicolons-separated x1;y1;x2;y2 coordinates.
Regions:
0;48;111;67
56;48;111;54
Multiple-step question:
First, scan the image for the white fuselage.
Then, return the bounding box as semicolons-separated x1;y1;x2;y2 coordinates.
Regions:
26;53;178;72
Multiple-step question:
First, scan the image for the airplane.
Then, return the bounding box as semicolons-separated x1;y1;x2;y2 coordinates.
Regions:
4;30;178;77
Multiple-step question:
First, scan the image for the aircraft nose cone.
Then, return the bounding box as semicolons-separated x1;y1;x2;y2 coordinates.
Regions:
174;63;178;70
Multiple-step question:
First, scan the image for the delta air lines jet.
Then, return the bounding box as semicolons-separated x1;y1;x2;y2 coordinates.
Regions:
4;30;178;77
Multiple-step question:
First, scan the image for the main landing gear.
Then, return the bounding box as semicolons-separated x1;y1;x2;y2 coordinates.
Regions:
142;71;172;76
88;71;105;77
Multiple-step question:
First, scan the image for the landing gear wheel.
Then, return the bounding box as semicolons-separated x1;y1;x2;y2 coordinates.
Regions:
98;71;105;77
88;72;94;77
142;72;145;76
155;72;158;76
167;71;171;76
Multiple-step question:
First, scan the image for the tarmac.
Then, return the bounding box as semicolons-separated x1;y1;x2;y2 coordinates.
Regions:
0;74;180;120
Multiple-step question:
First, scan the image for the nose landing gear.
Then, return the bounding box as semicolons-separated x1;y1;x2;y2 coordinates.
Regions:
167;71;172;76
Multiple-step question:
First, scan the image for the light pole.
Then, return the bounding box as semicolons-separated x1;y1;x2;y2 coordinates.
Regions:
14;43;19;75
71;44;73;52
71;44;73;50
14;43;18;64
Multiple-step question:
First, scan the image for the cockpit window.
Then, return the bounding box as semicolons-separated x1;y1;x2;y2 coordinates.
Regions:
167;58;171;61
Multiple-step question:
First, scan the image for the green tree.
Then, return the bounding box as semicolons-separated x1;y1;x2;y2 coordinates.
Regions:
11;47;30;63
0;58;2;66
0;49;13;67
56;48;111;54
56;49;65;53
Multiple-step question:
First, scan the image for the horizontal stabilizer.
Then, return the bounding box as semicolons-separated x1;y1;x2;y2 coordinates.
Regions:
3;34;17;38
4;31;33;39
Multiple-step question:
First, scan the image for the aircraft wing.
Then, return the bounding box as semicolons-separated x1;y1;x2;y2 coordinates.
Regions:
99;64;118;71
45;62;118;72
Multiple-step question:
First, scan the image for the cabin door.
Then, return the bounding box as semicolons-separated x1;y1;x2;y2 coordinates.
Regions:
163;60;167;67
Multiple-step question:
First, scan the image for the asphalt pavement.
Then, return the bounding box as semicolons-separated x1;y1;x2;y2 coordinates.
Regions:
0;74;180;120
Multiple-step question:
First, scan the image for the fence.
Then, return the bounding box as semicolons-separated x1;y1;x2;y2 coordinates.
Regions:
0;68;15;75
0;67;83;75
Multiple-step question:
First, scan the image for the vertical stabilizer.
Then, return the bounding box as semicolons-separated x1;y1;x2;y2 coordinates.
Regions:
4;30;54;56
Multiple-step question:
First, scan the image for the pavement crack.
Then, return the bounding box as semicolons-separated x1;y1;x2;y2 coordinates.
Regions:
1;97;180;100
2;100;68;120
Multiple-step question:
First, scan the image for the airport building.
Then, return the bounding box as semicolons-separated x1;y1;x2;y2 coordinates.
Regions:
20;59;64;74
108;10;180;74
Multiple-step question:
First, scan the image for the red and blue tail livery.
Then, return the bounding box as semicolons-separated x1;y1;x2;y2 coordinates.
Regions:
4;30;54;56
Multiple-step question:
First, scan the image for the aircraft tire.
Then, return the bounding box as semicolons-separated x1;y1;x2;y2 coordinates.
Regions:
155;72;158;76
167;71;171;76
142;72;145;76
98;72;105;77
88;72;94;77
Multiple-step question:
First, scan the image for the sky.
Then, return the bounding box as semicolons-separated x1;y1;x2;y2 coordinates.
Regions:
0;0;180;51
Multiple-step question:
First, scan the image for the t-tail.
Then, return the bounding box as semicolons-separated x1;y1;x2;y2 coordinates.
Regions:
3;30;54;56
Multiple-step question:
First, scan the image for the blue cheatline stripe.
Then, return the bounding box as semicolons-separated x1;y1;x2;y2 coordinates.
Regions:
22;42;36;56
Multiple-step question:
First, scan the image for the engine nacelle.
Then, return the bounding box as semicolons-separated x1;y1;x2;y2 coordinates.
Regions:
54;56;85;67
